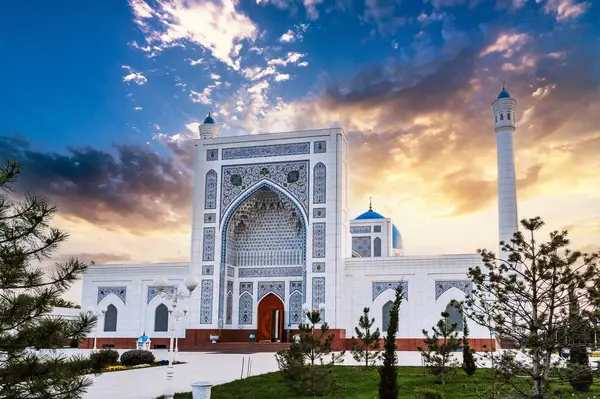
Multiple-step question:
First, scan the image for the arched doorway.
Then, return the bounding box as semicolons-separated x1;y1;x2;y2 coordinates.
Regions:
257;294;284;342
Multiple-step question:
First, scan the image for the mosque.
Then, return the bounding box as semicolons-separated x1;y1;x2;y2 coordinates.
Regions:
79;88;519;351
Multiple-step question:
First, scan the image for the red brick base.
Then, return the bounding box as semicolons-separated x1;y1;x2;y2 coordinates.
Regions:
79;329;496;352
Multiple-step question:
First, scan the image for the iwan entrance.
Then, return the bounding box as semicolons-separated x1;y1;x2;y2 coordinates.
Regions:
257;294;284;342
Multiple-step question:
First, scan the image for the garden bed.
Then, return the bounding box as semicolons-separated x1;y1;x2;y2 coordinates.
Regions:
90;360;185;374
163;366;600;398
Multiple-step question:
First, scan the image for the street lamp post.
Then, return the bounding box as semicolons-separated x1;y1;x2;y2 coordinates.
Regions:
153;275;199;399
86;306;107;350
173;306;189;363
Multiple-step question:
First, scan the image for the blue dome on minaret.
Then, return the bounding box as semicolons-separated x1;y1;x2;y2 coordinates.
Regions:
497;89;511;99
353;200;403;250
203;113;215;124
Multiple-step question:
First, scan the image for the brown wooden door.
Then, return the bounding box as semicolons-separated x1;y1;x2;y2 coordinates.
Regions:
257;294;284;342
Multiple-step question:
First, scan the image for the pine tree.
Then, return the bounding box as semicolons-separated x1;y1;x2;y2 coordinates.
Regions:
0;159;96;399
418;310;461;384
351;307;381;367
461;314;477;376
378;285;404;399
464;217;600;398
567;284;593;392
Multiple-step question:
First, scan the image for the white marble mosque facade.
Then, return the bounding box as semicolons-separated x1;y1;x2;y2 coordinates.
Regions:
80;89;519;347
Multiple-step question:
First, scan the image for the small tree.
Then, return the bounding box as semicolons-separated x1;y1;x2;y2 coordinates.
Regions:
0;159;96;398
567;285;593;392
275;306;344;396
351;307;381;367
461;315;477;376
464;217;600;398
378;285;404;399
418;311;461;384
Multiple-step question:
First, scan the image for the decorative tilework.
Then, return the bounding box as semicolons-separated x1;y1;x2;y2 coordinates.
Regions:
226;280;233;325
290;281;303;294
220;161;309;218
202;227;215;261
289;291;303;325
206;149;218;161
205;170;217;209
227;266;235;277
313;141;326;153
312;262;326;273
240;282;253;295
238;267;303;278
312;277;325;321
313;208;326;219
352;236;371;258
238;293;253;325
258;281;285;301
374;225;382;233
435;280;472;300
350;226;371;234
222;143;310;160
204;213;216;223
147;286;175;304
312;222;326;258
313;162;326;204
200;280;213;324
97;287;127;305
372;281;409;301
202;265;214;275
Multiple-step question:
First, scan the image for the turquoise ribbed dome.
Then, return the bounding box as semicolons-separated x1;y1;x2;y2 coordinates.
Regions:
498;89;511;99
203;113;215;124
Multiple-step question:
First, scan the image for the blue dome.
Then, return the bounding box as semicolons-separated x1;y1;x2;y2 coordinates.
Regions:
138;334;149;342
203;114;215;124
497;89;511;99
354;210;386;220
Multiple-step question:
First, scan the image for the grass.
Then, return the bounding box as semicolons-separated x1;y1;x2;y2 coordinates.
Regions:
166;366;600;398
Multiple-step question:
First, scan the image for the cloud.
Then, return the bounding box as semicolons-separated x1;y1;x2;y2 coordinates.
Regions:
480;33;529;57
0;135;194;235
242;65;276;80
57;252;133;264
267;52;306;67
274;73;290;81
121;65;147;85
190;88;212;104
128;0;258;70
542;0;590;20
279;23;309;43
188;58;204;66
134;106;143;111
303;0;324;20
361;0;407;36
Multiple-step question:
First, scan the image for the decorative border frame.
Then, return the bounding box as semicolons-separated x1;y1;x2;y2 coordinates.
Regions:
435;280;472;300
372;281;409;301
97;287;127;305
238;267;303;278
222;142;310;160
313;208;326;219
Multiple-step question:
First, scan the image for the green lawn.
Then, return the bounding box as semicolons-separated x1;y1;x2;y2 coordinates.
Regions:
169;366;600;398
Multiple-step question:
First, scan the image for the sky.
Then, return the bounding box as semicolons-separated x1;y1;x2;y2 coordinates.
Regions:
1;0;599;302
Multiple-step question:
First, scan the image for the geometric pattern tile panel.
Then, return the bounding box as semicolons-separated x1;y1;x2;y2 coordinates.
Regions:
372;281;409;301
200;279;214;324
202;227;216;261
147;285;176;304
220;160;309;218
202;265;214;275
222;143;310;160
227;266;235;277
313;141;326;153
97;287;127;305
205;170;217;209
350;226;371;234
312;277;325;321
352;236;372;258
312;222;326;258
312;207;326;219
226;280;233;324
290;281;303;294
238;292;253;325
312;262;326;273
206;149;219;161
289;291;303;325
313;162;326;204
204;213;216;224
240;282;253;295
258;281;285;302
238;267;303;278
435;280;473;300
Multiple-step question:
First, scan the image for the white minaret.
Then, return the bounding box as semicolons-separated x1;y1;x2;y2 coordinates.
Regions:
198;112;220;139
492;87;518;256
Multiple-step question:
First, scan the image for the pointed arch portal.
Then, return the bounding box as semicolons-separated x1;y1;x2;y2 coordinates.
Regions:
257;293;284;342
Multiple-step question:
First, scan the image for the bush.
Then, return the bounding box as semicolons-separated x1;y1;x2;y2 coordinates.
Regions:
89;349;119;371
120;350;155;366
569;345;593;392
413;388;444;399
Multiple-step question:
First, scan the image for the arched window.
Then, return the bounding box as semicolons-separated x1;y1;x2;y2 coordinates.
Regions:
507;112;511;120
500;113;504;120
382;300;396;332
374;237;382;257
445;303;463;332
154;304;169;332
104;304;118;332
